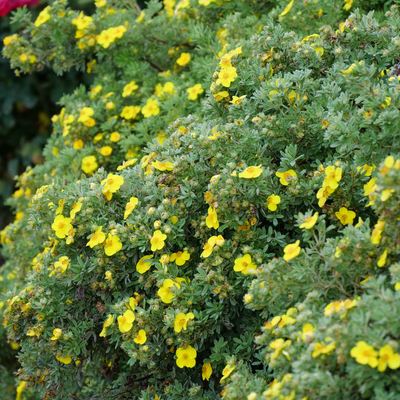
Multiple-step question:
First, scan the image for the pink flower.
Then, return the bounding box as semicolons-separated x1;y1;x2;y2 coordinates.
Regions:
0;0;39;17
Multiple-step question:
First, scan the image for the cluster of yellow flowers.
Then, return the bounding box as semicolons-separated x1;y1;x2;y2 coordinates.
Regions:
351;342;400;372
316;165;342;207
34;6;52;28
213;47;242;91
97;25;127;49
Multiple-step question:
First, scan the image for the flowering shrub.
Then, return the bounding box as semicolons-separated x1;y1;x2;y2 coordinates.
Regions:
1;0;400;399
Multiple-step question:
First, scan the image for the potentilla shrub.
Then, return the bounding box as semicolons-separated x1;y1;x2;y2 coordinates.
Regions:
1;0;400;399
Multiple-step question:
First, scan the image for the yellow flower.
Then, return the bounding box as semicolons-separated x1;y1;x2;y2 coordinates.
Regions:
174;312;195;333
176;52;191;66
152;161;174;171
136;255;153;274
15;381;26;400
3;34;18;46
377;248;388;268
202;362;212;381
101;174;124;193
350;341;378;368
73;139;84;150
312;340;336;358
109;26;127;39
13;188;24;198
100;146;113;156
301;324;315;341
229;94;246;105
117;159;138;171
335;207;356;225
316;185;334;207
278;311;297;327
97;28;116;48
171;216;179;224
187;84;204;100
283;240;301;262
51;328;62;341
377;344;400;372
364;110;373;119
276;170;297;186
364;178;377;197
234;254;256;274
52;215;73;239
70;201;82;219
381;188;394;202
324;166;342;189
124;197;139;219
120;105;141;120
81;155;98;175
134;329;147;344
299;212;318;229
199;0;214;5
214;91;229;102
170;251;190;266
264;316;281;330
267;194;281;211
56;351;72;364
269;338;292;360
90;84;102;98
206;206;219;229
341;61;363;74
99;314;114;337
150;230;167;251
314;47;324;58
216;66;238;87
395;282;400;291
78;107;94;123
279;0;294;17
49;256;70;277
87;226;106;248
105;271;112;280
104;234;122;256
122;81;139;97
239;165;263;179
176;345;197;368
142;98;160;118
110;132;121;142
34;7;51;27
71;12;93;30
220;364;235;382
158;279;180;303
343;0;353;11
371;220;385;245
117;310;135;333
136;11;146;23
201;236;217;258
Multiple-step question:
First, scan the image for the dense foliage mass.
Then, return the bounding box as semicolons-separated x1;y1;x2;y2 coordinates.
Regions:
1;0;400;399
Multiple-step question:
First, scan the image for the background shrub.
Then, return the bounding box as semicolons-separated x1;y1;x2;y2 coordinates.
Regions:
1;0;400;399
